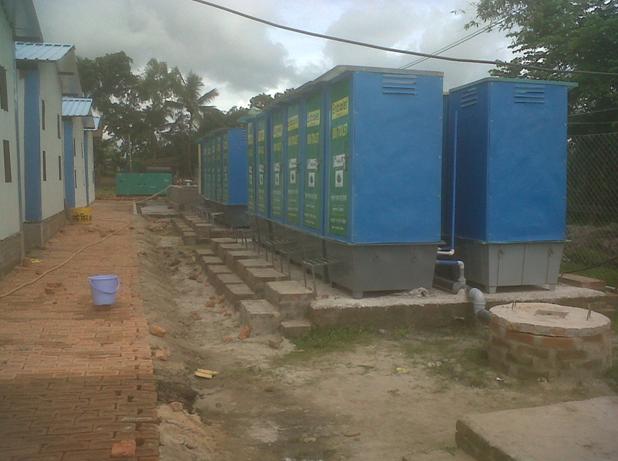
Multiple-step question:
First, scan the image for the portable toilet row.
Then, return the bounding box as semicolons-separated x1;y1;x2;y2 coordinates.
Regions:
443;78;575;293
198;127;248;227
245;66;445;297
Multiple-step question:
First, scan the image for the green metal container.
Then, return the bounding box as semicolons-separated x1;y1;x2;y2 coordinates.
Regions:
115;172;172;196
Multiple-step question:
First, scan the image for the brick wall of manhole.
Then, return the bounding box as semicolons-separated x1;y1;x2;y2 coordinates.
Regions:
488;303;612;378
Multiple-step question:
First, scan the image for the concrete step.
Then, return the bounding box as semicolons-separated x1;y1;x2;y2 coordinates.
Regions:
222;283;258;309
212;273;244;292
193;247;215;259
181;230;197;245
239;300;281;335
171;218;191;233
215;243;245;259
192;222;214;241
264;280;314;320
210;237;237;254
198;255;224;271
236;258;273;281
181;213;199;225
210;226;233;239
280;319;312;339
224;249;260;269
205;264;232;279
244;267;289;295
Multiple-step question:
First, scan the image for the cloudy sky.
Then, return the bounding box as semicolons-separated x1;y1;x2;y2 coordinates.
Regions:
34;0;515;110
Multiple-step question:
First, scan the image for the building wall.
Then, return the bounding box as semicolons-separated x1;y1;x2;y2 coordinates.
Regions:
0;9;20;241
38;62;65;219
84;130;95;204
73;117;87;207
63;117;87;207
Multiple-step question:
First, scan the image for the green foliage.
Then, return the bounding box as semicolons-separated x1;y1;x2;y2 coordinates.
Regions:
283;327;375;361
77;52;256;177
471;0;618;134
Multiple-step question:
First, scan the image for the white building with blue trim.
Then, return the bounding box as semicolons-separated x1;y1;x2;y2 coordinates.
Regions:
0;0;41;276
62;96;94;208
0;0;97;276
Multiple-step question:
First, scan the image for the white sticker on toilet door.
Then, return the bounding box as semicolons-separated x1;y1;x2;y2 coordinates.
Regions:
335;169;344;188
289;169;296;184
308;171;316;188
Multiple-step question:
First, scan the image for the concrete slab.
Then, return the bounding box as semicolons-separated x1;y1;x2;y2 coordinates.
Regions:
224;250;260;269
239;300;280;335
245;267;289;294
236;258;273;279
206;265;232;279
216;273;244;285
560;273;606;290
456;396;618;461
223;283;258;308
140;205;177;217
200;256;224;266
280;319;312;338
216;243;245;259
210;237;237;254
310;285;610;329
193;247;215;258
265;280;314;320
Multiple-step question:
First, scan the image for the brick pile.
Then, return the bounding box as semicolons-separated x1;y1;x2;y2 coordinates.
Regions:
0;201;158;460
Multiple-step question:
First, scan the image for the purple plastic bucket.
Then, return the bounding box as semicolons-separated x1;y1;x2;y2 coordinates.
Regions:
88;274;120;306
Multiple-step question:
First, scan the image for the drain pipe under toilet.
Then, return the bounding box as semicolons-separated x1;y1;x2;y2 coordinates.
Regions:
468;288;491;323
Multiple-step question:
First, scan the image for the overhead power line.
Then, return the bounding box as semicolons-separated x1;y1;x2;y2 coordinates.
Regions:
188;0;618;77
401;17;509;69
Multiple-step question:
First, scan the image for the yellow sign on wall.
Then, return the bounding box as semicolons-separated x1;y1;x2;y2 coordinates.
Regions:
307;109;321;128
332;97;349;120
288;115;299;131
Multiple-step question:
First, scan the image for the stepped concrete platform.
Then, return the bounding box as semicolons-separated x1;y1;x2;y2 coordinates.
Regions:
236;258;273;280
172;218;191;233
310;285;613;329
205;264;232;279
239;300;281;335
212;273;243;292
181;230;197;245
200;255;224;266
280;319;312;338
224;249;260;268
223;283;258;309
244;267;289;294
193;247;215;258
456;396;618;461
210;237;237;254
265;280;314;320
209;226;234;239
192;222;214;242
216;242;245;259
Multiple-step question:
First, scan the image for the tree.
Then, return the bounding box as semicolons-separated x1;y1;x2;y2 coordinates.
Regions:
470;0;618;133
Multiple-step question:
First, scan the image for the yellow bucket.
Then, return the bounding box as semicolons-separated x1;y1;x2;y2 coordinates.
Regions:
71;207;92;223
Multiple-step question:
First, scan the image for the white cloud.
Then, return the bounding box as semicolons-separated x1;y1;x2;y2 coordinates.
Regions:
33;0;514;109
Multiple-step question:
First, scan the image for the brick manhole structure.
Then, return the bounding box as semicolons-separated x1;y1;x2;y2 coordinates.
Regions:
488;302;612;378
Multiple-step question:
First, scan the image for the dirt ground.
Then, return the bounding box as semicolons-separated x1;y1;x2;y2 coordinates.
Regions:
135;215;617;461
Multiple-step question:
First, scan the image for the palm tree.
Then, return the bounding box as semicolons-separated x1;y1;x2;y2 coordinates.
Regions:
165;69;219;177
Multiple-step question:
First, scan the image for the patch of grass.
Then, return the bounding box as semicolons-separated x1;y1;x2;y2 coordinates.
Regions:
400;330;493;388
95;184;116;200
283;327;375;361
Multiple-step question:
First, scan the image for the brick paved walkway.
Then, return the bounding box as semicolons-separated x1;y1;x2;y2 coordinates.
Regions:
0;202;158;460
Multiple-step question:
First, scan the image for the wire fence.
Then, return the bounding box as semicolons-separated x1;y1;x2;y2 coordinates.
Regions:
563;132;618;286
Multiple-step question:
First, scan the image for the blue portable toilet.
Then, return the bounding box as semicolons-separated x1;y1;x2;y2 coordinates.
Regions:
447;77;576;292
245;118;257;216
268;106;287;225
197;128;248;227
310;66;444;297
253;112;271;236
